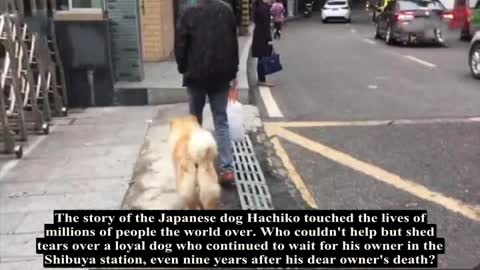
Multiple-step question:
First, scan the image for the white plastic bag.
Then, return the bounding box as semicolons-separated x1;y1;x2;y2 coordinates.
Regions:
227;82;245;142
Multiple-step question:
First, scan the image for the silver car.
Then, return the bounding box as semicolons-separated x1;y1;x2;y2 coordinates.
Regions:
470;31;480;79
374;0;454;46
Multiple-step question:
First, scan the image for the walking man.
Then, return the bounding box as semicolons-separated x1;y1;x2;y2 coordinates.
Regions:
175;0;239;183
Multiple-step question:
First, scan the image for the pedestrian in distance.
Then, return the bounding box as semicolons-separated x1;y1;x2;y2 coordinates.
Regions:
252;0;275;87
174;0;239;184
271;0;286;39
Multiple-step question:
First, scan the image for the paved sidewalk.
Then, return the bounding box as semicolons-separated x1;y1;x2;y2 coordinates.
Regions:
0;103;262;269
0;107;156;269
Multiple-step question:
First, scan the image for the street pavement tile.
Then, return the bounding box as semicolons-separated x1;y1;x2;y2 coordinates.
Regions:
0;181;48;198
0;233;42;257
44;177;129;195
0;213;26;234
0;158;71;182
48;159;135;180
0;258;45;270
26;144;111;159
14;211;54;234
0;196;33;214
0;190;126;214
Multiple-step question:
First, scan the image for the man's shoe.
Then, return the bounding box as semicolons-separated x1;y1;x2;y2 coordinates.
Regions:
220;170;235;186
258;81;275;87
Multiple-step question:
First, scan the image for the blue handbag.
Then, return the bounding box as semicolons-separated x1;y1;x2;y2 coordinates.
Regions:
259;48;283;75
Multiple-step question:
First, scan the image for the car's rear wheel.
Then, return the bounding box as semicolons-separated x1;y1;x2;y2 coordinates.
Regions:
435;29;447;47
470;43;480;80
385;26;394;45
375;23;381;39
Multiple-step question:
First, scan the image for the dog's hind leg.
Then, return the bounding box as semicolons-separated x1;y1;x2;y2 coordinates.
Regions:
176;163;199;210
197;162;221;210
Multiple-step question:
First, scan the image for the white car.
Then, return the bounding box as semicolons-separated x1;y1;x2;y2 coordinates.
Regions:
470;31;480;79
322;0;352;23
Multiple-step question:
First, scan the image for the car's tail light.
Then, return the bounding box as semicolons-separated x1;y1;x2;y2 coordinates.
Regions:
442;11;454;20
395;11;415;21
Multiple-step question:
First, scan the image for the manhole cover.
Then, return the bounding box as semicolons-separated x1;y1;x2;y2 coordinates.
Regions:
232;135;273;210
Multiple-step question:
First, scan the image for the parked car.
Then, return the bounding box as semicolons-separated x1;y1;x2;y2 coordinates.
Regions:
470;31;480;79
322;0;352;23
374;0;454;46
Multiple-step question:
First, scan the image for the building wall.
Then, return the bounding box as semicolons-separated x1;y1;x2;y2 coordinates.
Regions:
240;0;251;35
142;0;174;62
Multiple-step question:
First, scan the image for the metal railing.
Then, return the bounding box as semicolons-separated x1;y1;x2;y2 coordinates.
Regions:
0;0;67;159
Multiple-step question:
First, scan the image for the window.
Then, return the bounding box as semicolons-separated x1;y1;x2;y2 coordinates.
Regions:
399;0;446;10
439;0;455;9
56;0;105;12
326;1;348;5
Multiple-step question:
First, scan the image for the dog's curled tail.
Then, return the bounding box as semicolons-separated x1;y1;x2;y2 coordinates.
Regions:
188;129;218;163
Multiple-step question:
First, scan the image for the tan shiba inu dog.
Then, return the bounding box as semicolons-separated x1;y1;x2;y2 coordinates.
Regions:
169;115;220;210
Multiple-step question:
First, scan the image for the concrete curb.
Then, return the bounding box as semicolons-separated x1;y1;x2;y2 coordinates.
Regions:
120;105;187;210
250;126;311;210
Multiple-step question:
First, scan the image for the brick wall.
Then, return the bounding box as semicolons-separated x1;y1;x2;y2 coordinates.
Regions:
142;0;174;62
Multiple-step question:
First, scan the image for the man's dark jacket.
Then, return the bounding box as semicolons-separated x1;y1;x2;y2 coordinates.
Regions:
175;0;239;89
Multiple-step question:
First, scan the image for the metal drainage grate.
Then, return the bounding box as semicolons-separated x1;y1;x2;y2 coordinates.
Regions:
232;135;273;210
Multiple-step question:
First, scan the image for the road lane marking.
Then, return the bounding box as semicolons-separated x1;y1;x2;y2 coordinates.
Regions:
271;126;480;221
270;136;319;209
265;117;480;128
383;49;401;57
0;125;57;180
362;38;376;45
259;86;283;118
404;55;437;68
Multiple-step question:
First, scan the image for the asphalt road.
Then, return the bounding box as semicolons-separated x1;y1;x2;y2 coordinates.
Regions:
258;10;480;269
